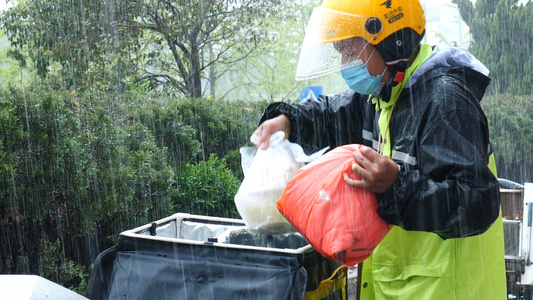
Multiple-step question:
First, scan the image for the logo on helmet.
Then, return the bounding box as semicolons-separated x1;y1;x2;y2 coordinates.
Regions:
380;0;392;9
384;6;405;24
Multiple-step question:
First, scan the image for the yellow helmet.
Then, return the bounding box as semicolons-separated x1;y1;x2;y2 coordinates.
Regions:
295;0;426;81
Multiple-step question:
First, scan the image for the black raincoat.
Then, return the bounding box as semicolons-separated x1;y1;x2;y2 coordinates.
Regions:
260;45;500;240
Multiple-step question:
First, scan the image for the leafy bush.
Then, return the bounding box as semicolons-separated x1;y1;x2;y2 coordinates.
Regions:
39;239;89;295
135;97;202;167
126;94;267;177
0;87;24;182
0;87;176;282
176;97;268;177
175;154;240;218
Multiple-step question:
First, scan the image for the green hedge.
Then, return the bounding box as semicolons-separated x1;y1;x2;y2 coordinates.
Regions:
0;86;265;292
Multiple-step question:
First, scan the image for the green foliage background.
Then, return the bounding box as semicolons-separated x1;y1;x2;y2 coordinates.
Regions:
0;86;266;293
452;0;533;95
482;95;533;183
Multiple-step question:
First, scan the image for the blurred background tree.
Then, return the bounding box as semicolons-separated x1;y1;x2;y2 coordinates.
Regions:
1;0;286;98
452;0;533;95
482;94;533;183
452;0;533;180
1;0;140;91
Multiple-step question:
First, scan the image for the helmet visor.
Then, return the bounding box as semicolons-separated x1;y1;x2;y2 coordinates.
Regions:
295;7;371;81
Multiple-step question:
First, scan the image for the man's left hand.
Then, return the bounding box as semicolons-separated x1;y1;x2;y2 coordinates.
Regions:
343;146;400;193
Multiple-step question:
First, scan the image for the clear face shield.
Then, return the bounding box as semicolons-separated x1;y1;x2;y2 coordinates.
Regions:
295;7;374;81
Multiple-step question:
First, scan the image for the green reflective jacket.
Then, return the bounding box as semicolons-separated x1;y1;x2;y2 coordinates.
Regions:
360;44;506;300
360;214;505;299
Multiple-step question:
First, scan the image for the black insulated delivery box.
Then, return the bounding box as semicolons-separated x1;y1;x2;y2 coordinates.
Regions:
86;213;348;300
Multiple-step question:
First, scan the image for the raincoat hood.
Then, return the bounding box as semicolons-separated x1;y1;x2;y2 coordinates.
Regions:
406;45;491;100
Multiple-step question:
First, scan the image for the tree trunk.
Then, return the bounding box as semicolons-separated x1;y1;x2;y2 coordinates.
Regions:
209;42;216;100
189;37;202;99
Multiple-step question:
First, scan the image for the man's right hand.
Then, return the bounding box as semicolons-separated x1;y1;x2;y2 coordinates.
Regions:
251;115;291;149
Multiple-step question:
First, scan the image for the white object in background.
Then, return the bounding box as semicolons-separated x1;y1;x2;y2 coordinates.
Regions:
521;183;533;286
0;275;88;300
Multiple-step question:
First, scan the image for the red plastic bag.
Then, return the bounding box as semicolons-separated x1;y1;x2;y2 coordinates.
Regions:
277;144;390;266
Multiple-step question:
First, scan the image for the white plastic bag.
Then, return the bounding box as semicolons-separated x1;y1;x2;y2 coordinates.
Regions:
234;131;327;234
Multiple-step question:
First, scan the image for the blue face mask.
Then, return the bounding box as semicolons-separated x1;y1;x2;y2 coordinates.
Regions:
340;63;383;95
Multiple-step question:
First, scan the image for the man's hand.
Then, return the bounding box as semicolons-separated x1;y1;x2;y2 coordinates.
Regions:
343;145;400;193
251;115;291;149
